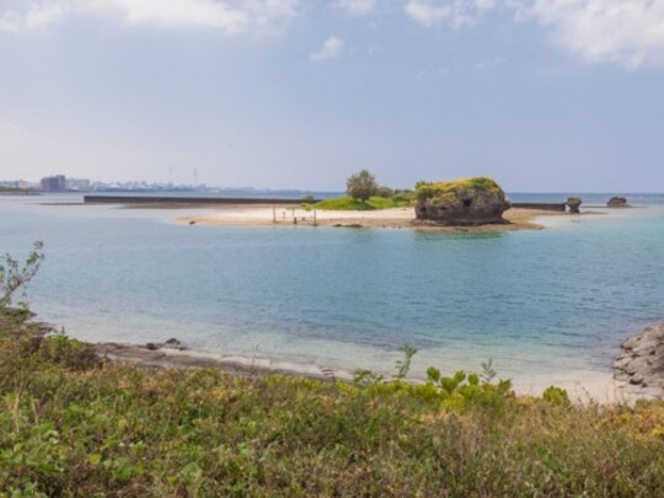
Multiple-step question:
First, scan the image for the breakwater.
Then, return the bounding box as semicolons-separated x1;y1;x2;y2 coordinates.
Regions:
83;195;315;205
511;202;566;212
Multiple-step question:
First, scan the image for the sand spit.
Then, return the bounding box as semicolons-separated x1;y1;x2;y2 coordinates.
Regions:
173;206;565;232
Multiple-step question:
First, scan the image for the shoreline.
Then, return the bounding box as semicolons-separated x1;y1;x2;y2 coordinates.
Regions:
9;308;660;405
172;206;568;231
88;335;656;405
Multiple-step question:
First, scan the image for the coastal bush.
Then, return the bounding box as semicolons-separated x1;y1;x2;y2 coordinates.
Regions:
1;311;664;496
374;185;394;198
0;241;44;310
346;169;378;202
391;189;415;204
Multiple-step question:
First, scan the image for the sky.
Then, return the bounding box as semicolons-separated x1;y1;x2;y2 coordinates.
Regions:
1;1;664;192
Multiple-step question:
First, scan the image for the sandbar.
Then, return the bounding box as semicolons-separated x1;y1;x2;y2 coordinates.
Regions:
174;206;564;231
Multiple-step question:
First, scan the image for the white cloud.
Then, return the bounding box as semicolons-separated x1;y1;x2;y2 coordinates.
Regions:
0;0;298;34
335;0;377;16
405;0;496;28
310;35;344;60
25;2;69;30
511;0;664;67
0;11;20;33
475;55;506;69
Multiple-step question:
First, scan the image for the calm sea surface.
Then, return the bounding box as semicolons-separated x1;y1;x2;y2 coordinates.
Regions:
2;193;663;389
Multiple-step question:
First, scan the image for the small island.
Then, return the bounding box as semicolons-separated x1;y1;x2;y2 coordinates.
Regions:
174;172;565;231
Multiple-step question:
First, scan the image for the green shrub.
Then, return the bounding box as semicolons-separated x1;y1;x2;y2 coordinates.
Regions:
542;385;571;406
415;176;502;201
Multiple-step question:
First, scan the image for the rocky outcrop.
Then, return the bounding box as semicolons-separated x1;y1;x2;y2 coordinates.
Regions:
614;324;664;395
414;177;511;226
608;196;629;208
566;197;582;214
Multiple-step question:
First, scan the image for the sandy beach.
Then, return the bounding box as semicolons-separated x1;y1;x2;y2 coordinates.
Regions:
173;206;562;231
90;339;655;405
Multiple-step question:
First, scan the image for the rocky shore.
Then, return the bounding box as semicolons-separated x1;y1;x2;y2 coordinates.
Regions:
614;323;664;398
93;341;352;381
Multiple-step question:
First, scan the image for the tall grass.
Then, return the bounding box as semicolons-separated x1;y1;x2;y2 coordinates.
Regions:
1;310;663;496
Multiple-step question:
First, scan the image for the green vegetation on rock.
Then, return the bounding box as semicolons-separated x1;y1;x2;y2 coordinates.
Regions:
416;176;502;201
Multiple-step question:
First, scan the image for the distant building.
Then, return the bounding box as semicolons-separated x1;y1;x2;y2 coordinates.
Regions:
40;175;67;191
66;177;91;190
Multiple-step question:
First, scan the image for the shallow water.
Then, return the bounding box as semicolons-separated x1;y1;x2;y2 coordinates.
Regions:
2;193;663;392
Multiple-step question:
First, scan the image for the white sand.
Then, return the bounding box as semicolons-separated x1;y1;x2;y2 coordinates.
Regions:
174;206;559;231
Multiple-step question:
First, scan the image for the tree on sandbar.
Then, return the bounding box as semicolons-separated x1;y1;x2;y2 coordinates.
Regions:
346;169;378;202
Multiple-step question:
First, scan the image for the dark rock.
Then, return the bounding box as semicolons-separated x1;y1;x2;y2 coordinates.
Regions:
164;337;186;350
607;196;629;208
566;197;582;214
414;177;511;226
614;323;664;394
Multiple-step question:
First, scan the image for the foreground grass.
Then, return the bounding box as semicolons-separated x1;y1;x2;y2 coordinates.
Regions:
1;310;664;496
308;196;411;211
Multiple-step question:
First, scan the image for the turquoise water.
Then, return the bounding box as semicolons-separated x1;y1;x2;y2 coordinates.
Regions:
2;193;663;390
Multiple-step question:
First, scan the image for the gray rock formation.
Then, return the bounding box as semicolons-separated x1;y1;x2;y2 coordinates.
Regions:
566;197;582;214
614;323;664;395
608;196;629;208
415;177;511;226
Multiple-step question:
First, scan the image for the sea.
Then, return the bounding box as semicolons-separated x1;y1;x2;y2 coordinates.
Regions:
2;192;663;396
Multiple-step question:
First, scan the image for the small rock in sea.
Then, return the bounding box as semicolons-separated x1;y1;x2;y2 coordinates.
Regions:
189;220;197;225
164;337;186;350
607;196;629;208
566;197;582;214
145;342;160;351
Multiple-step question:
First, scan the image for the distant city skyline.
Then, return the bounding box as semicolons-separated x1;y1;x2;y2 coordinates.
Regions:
2;1;664;193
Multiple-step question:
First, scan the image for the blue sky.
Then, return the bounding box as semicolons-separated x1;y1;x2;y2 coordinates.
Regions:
1;1;663;192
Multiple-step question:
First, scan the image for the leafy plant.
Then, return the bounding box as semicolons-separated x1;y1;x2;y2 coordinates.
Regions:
353;368;384;387
542;385;571;406
481;358;497;383
394;344;418;380
0;241;45;310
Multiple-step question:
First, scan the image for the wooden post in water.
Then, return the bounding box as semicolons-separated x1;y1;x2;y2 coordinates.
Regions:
314;209;317;227
272;206;276;223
